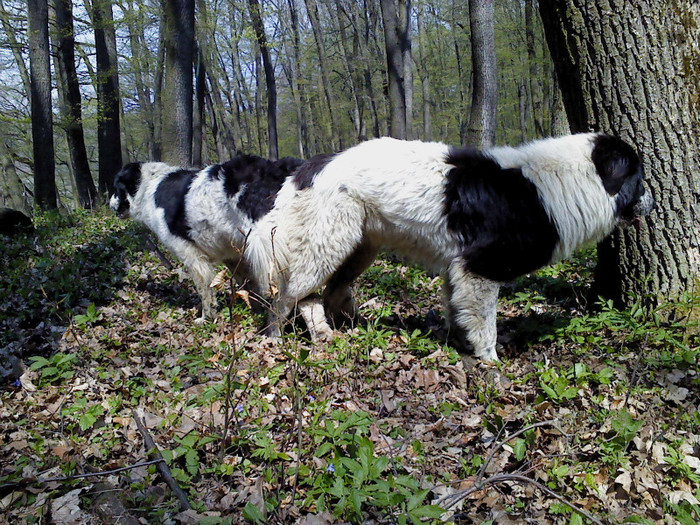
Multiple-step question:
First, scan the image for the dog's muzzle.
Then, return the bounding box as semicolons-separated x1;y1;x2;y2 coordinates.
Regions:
109;194;129;217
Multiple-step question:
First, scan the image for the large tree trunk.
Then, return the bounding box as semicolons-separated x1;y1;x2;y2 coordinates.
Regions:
53;0;97;209
161;0;195;166
465;0;497;149
379;0;410;139
539;0;700;307
28;0;57;210
90;0;122;197
247;0;278;160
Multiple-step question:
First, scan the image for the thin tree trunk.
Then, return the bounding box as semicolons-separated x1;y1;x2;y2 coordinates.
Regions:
152;8;166;161
399;0;412;139
466;0;497;149
0;140;31;213
28;0;57;210
286;0;309;157
53;0;97;208
524;0;543;137
247;0;278;160
192;48;206;166
125;0;156;159
0;0;31;97
333;0;365;141
89;0;122;197
358;0;381;138
161;0;195;166
416;4;431;141
450;1;468;143
305;0;341;150
540;0;700;307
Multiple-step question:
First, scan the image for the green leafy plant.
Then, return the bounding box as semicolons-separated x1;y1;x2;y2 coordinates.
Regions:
28;353;77;386
73;303;102;327
599;409;643;467
303;410;443;523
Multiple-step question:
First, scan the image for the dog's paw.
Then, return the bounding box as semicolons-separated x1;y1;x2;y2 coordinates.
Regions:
310;323;336;344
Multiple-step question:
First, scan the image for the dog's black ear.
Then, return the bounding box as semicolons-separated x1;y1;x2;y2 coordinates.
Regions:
591;135;640;195
115;162;142;196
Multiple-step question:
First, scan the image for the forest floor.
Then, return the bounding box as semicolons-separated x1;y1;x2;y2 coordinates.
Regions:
1;209;699;525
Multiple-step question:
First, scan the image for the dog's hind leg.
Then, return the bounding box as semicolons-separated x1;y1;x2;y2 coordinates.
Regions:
323;241;380;328
443;259;500;361
182;253;218;323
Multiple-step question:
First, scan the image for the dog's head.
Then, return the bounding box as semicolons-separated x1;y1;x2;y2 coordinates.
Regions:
591;134;655;227
110;162;143;217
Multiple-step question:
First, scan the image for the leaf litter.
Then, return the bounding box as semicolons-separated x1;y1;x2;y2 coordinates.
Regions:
0;210;699;524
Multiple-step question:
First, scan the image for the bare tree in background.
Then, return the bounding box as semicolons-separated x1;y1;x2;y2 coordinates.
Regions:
53;0;97;208
28;0;57;210
161;0;195;166
380;0;411;139
248;0;278;160
89;0;123;197
465;0;497;148
539;0;700;308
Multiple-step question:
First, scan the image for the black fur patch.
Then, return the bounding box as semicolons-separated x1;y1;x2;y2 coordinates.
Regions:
154;169;196;240
591;134;640;195
443;148;560;282
293;153;336;190
215;155;304;221
113;162;142;215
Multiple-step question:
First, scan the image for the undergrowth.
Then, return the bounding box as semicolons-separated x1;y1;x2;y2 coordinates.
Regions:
1;209;699;524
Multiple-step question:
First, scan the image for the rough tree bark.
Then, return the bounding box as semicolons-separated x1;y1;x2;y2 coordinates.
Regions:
90;0;122;197
380;0;411;139
28;0;57;210
53;0;97;208
465;0;497;149
161;0;195;166
539;0;700;307
248;0;278;160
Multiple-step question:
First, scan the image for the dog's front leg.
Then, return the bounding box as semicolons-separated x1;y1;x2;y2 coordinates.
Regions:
184;256;217;324
443;260;500;361
298;295;334;342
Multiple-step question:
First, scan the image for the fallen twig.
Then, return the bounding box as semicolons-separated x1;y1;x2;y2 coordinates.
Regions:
440;472;604;525
132;410;192;511
0;459;164;492
476;419;568;486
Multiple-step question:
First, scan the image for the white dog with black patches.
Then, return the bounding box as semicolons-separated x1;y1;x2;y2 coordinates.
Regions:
109;154;334;339
111;133;653;361
268;133;654;361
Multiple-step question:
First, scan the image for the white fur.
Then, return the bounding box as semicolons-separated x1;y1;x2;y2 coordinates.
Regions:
111;162;332;338
267;133;626;360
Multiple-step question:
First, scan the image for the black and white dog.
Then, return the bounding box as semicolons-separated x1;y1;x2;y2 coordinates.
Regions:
109;155;336;339
265;133;654;360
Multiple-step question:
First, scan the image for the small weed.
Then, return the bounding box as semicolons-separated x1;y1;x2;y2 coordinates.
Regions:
598;409;642;468
73;303;102;327
28;352;77;386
